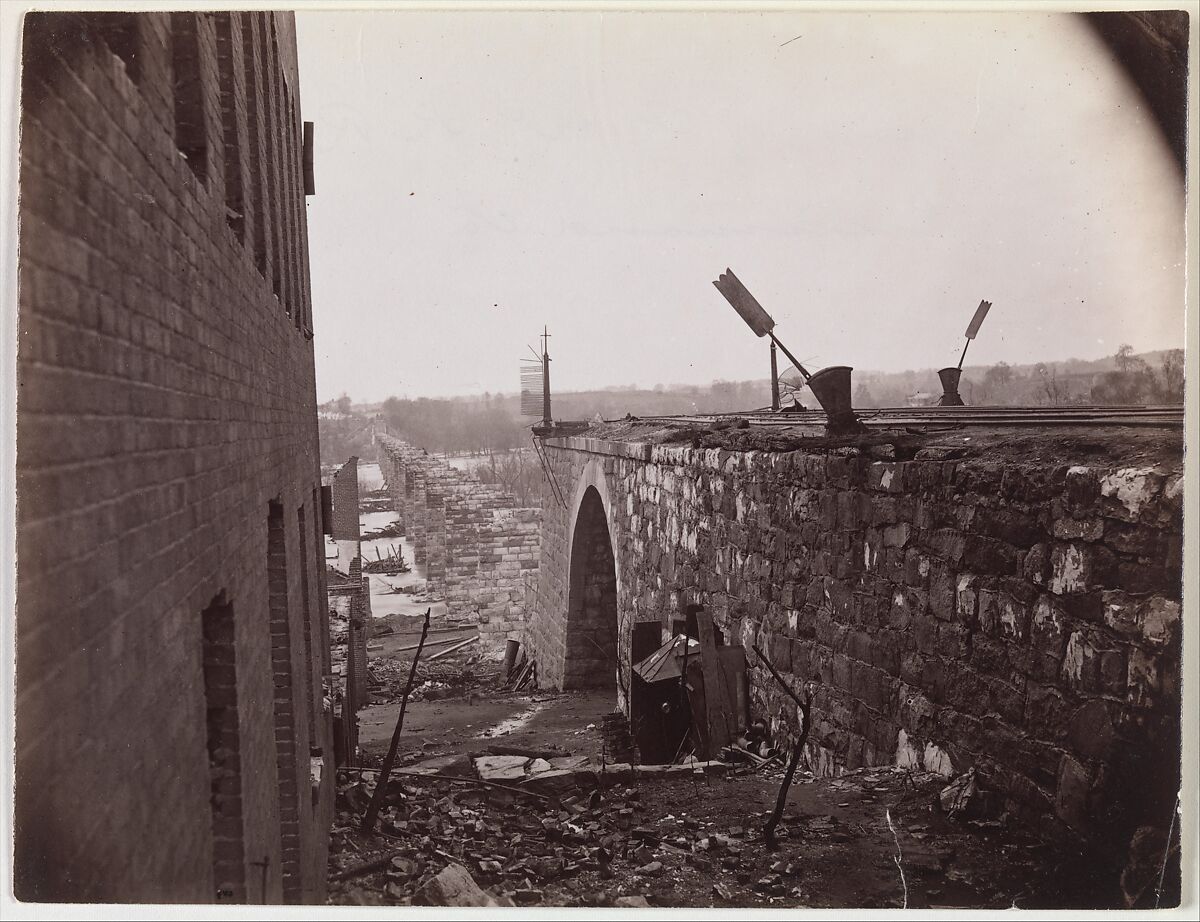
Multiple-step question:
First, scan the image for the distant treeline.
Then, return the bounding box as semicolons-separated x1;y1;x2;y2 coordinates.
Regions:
319;345;1183;459
853;346;1184;408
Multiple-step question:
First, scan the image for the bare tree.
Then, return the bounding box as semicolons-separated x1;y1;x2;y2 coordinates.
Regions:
1115;343;1136;374
1159;349;1185;402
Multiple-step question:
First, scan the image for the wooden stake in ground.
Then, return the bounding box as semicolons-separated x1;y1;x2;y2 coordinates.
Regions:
751;643;813;848
361;607;431;833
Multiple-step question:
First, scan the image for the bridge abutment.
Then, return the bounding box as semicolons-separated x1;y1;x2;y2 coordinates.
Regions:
527;424;1183;858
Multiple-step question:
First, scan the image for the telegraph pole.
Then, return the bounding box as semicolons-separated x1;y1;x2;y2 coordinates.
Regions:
541;326;553;428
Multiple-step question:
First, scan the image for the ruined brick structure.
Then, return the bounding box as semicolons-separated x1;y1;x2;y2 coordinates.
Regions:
526;425;1183;861
15;11;332;902
326;458;371;732
377;436;540;650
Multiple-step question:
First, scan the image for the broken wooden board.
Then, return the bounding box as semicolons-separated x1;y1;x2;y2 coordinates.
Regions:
694;610;737;758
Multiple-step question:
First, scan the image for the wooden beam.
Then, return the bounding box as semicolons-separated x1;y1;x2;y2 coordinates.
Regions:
694;609;736;758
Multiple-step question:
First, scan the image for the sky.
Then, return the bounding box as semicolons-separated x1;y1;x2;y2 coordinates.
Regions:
295;8;1187;403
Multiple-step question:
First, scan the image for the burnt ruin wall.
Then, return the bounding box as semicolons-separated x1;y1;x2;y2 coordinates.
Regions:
527;437;1182;852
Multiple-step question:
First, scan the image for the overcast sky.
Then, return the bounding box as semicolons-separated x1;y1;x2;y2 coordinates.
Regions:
295;9;1185;403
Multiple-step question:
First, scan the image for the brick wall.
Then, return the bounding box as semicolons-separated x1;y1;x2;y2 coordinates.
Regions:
15;11;332;903
527;430;1183;859
329;457;360;542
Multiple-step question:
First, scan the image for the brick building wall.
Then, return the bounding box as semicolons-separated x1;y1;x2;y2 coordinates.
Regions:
15;11;332;903
526;429;1183;861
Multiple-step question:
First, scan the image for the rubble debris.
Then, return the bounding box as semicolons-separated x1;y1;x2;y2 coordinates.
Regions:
615;895;651;907
362;521;405;540
427;635;480;662
363;549;411;575
330;754;1094;909
415;863;503;907
601;711;636;763
368;658;487;705
939;769;979;819
751;644;814;848
363;607;431;832
392;630;476;654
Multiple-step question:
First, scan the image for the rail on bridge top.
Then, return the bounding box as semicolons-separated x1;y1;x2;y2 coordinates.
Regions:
623;404;1184;430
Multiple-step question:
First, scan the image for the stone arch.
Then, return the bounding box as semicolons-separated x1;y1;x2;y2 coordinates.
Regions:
563;463;619;692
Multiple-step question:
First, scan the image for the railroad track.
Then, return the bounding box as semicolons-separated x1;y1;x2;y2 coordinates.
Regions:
628;405;1184;429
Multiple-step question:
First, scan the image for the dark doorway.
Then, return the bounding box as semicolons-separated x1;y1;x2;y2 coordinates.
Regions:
563;486;618;691
201;592;246;903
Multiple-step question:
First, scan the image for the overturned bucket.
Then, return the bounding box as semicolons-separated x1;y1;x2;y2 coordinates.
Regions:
937;366;966;406
807;365;864;433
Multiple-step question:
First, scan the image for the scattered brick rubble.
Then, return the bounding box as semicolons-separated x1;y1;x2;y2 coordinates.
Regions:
327;750;1106;909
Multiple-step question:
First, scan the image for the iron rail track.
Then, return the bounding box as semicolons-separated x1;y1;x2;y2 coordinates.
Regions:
624;405;1184;430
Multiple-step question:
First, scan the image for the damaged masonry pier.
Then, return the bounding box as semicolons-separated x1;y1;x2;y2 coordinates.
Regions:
375;437;541;653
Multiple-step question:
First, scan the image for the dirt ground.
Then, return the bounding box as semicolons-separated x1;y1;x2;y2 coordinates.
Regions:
359;689;615;766
331;682;1138;910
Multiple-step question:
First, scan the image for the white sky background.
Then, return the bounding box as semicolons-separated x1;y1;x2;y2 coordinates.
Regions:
296;9;1186;403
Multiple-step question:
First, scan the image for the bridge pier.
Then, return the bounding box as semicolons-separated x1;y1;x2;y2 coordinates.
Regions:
374;436;541;651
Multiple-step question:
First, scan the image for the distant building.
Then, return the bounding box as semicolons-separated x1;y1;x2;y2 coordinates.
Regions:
15;11;332;903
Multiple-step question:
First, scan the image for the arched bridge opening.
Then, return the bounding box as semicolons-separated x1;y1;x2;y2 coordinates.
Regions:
563;486;618;692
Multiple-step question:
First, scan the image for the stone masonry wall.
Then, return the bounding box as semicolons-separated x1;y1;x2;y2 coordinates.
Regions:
376;436;540;651
526;434;1183;856
15;11;332;902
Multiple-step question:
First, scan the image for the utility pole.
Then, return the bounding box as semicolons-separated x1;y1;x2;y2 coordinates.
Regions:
541;326;553;428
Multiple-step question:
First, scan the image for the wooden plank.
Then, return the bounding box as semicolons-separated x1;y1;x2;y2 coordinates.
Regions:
694;609;735;757
426;635;478;662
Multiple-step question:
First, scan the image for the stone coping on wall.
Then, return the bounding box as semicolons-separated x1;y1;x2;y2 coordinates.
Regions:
542;420;1182;475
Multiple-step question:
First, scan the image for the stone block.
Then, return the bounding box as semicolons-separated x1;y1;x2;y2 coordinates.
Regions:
473;755;529;781
416;863;501;907
1098;467;1164;522
1140;596;1181;648
1051;516;1105;541
1127;649;1160;708
928;563;957;622
1067;699;1116;761
1054;754;1092;831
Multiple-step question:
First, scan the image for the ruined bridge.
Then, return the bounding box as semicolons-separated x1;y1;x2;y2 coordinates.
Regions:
525;418;1183;853
375;435;540;650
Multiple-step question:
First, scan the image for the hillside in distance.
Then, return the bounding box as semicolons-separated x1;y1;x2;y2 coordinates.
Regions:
321;346;1183;459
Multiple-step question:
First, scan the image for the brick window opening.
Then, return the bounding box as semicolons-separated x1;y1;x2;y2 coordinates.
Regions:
241;15;266;274
214;14;244;241
264;16;286;310
267;501;302;902
79;13;141;84
201;592;246;903
297;503;317;735
315;485;332;675
170;13;208;184
283;84;304;331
